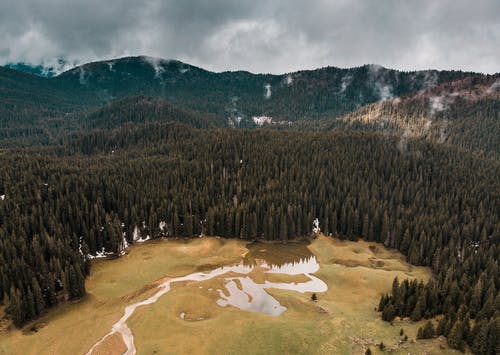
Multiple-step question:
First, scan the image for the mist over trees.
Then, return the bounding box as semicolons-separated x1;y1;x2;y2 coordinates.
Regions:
0;58;499;354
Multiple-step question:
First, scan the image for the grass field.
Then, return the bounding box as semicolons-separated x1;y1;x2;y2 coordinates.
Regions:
0;235;463;354
0;238;246;355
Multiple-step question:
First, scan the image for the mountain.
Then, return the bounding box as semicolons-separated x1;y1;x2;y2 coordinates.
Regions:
54;57;473;122
0;56;479;146
325;74;500;157
1;56;499;353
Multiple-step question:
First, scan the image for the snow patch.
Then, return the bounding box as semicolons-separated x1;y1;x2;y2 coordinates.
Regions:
122;233;129;252
312;218;320;234
87;247;114;260
133;226;140;241
227;115;244;127
229;116;243;125
132;225;151;243
78;237;84;257
284;74;293;86
0;195;4;201
136;236;151;243
252;116;273;126
470;241;480;249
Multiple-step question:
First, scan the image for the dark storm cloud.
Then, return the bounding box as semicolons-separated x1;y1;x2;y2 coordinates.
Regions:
0;0;498;74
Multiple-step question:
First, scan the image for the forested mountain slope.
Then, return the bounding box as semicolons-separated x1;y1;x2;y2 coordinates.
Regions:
0;56;479;146
55;57;472;121
324;74;500;158
79;96;227;130
0;123;498;352
1;57;499;353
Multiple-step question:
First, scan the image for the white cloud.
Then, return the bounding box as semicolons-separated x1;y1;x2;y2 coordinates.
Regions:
0;0;498;74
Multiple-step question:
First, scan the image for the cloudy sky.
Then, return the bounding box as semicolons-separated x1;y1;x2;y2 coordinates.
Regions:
0;0;498;74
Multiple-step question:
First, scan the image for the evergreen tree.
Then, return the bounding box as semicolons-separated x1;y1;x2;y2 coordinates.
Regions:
448;320;465;351
9;287;23;327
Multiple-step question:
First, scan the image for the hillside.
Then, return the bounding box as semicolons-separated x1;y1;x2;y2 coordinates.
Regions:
0;56;479;146
54;57;473;121
79;95;227;130
321;74;500;157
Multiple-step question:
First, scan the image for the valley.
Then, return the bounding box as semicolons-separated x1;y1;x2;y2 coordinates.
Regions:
0;124;498;354
1;2;498;354
0;235;461;355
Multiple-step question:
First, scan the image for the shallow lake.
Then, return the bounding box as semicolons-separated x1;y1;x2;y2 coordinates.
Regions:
216;241;327;316
87;241;327;355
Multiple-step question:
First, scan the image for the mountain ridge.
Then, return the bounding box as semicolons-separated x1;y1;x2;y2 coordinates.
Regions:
325;73;500;157
6;55;494;77
0;55;496;156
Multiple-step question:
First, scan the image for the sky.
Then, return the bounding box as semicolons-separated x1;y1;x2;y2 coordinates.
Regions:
0;0;499;74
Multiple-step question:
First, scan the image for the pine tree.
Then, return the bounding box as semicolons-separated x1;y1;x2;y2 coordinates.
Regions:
32;277;45;316
382;304;396;321
25;287;36;320
411;293;426;321
280;214;288;242
417;321;435;339
378;294;390;312
448;320;465;351
9;287;23;327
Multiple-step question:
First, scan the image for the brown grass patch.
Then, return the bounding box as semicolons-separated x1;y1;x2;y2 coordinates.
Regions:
91;333;127;355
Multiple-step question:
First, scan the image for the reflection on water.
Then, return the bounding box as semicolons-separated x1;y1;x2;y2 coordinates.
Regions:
244;241;314;267
216;255;327;316
263;256;320;275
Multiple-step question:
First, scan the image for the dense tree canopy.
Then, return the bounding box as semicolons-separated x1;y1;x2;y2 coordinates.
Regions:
0;54;498;355
0;123;498;355
0;58;475;147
